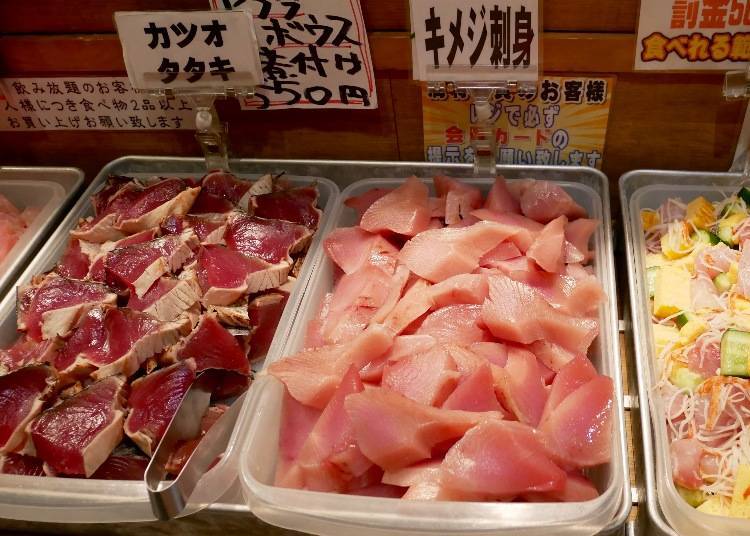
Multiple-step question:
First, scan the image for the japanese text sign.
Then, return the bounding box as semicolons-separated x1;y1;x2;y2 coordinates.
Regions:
422;76;615;168
636;0;750;70
410;0;539;82
0;77;198;131
211;0;377;110
115;11;263;91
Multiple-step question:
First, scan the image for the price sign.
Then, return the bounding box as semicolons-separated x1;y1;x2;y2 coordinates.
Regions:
115;11;263;91
410;0;540;82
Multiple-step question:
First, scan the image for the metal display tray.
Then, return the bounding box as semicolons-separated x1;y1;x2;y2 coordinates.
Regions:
0;166;83;300
620;169;749;536
0;156;339;523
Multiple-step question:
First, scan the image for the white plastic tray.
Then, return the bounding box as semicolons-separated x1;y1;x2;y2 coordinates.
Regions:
239;173;629;536
0;167;83;300
0;157;339;523
621;169;750;536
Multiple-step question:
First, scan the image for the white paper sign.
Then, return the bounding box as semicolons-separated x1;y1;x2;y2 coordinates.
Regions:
0;77;197;131
410;0;539;82
115;10;263;91
210;0;377;110
635;0;750;71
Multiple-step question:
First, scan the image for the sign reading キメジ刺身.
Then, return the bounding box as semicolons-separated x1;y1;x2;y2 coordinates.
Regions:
635;0;750;70
422;76;615;168
114;10;263;91
210;0;378;110
409;0;539;82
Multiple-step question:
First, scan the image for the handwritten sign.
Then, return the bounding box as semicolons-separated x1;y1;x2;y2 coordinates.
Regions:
636;0;750;70
410;0;539;82
422;76;616;168
115;11;263;91
211;0;377;110
0;77;197;131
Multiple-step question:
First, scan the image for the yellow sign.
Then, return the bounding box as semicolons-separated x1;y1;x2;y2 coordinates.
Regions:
422;76;616;169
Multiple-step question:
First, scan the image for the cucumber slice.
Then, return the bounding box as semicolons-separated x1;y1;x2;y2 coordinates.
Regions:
695;229;720;245
717;223;735;246
739;187;750;206
646;266;659;298
670;367;704;391
721;329;750;377
714;273;733;293
675;312;695;329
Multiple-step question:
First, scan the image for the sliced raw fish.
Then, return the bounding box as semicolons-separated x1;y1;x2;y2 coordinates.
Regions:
470;210;542;252
324;227;399;275
523;470;599;502
175;314;250;374
484;177;521;214
382;460;442;487
268;325;393;409
508;269;605;317
345;188;392;220
383;278;433;334
434;176;483;225
54;307;186;380
225;214;312;264
165;405;227;475
692;275;722;310
495;347;548;426
105;231;198;298
275;388;322;487
360;334;437;383
737;240;750;299
441;420;566;499
345;387;497;470
687;335;721;378
56;239;91;279
0;366;56;453
116;179;200;234
399;221;514;282
670;438;704;489
530;340;579;372
295;366;373;491
360;176;430;237
161;213;227;244
90;176;133;217
0;337;56;376
87;229;160;282
442;362;502;412
519;180;586;223
124;360;202;456
382;345;459;407
482;275;599;355
127;272;202;322
479;242;522;268
254;186;321;230
540;375;613;468
565;218;598;264
416;304;491;346
541;356;597;424
31;376;125;477
197;244;289;306
91;454;149;480
527;216;567;273
17;277;117;341
190;171;250;213
468;342;508;368
429;273;489;308
0;453;45;476
247;291;289;361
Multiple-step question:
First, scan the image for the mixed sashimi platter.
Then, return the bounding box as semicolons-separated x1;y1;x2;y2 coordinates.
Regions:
0;193;41;268
267;176;615;501
643;189;750;517
0;171;321;479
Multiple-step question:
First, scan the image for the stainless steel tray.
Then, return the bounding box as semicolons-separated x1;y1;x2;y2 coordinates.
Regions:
0;166;83;300
620;169;748;536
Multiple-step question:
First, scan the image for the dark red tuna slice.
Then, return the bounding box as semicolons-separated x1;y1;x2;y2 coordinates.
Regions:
248;291;289;361
165;404;228;475
90;454;149;480
190;171;251;214
225;214;312;265
54;307;185;380
88;229;158;282
0;453;46;476
56;239;91;280
17;277;117;341
0;337;56;376
91;176;134;218
104;231;197;298
253;186;321;229
127;274;202;322
161;213;227;243
124;360;201;456
176;314;250;374
0;366;56;453
30;375;125;477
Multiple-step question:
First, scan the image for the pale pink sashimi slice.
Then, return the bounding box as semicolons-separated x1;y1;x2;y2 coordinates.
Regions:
470;209;543;253
484;176;521;214
360;177;430;237
345;188;392;220
527;216;567;273
442;362;502;412
530;340;580;372
434;176;483;225
440;420;566;499
507;269;606;317
670;438;704;490
479;242;522;268
540;355;597;424
275;387;322;487
382;345;459;407
540;375;614;468
495;347;548;426
359;334;437;383
382;278;433;335
324;227;399;275
469;342;509;367
344;387;497;470
523;470;599;502
416;304;492;346
399;221;514;283
565;218;599;264
519;180;587;223
428;273;489;308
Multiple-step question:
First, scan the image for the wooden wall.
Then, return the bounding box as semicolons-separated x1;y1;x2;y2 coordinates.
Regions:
0;0;745;187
